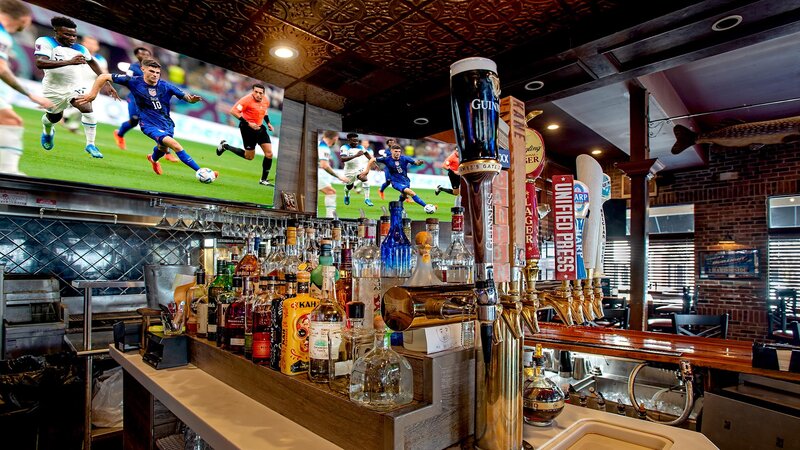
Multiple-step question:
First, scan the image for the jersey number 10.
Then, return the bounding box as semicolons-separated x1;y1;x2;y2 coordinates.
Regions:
152;100;162;109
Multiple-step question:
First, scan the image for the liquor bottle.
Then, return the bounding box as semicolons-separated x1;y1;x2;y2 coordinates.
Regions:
443;206;473;283
353;219;382;329
310;239;340;297
267;235;287;295
252;276;279;365
283;220;302;278
215;262;237;347
207;259;230;343
523;344;565;426
271;274;294;371
280;271;319;376
329;301;375;394
223;276;246;353
189;268;209;337
380;201;413;278
378;214;390;247
258;240;269;273
236;233;261;287
349;327;413;410
243;278;256;359
331;219;343;268
425;218;446;281
402;217;417;272
304;226;320;271
296;222;306;253
336;239;353;312
308;245;345;383
406;232;445;286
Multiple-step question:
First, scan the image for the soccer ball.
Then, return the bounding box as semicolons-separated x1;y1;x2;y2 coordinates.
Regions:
196;168;216;184
424;204;436;214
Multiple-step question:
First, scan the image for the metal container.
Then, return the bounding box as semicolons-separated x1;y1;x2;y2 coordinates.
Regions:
2;273;66;359
144;265;197;309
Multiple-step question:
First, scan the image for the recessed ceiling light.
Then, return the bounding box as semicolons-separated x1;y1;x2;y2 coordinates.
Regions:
791;197;796;203
591;149;602;155
712;15;742;32
413;117;429;125
270;46;297;59
524;80;544;91
546;124;559;130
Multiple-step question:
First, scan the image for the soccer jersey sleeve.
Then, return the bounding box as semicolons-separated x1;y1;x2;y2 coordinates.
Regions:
111;73;131;87
0;30;13;61
33;36;54;59
318;143;331;161
166;82;186;100
375;156;388;165
73;44;92;61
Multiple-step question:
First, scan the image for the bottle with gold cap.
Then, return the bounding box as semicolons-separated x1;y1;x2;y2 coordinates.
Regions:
523;344;565;426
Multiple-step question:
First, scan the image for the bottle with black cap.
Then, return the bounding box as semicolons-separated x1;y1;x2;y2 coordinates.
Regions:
329;301;375;394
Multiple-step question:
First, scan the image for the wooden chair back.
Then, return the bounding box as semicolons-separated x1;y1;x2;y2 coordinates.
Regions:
671;313;729;339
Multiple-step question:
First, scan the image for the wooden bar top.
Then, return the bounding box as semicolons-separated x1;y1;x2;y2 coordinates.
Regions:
526;323;800;383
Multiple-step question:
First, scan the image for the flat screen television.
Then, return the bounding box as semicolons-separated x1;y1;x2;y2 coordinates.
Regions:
316;130;458;221
0;3;285;208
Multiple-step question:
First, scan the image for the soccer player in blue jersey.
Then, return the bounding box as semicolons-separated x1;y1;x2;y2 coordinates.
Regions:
377;138;396;200
77;59;217;180
360;144;436;214
113;46;150;150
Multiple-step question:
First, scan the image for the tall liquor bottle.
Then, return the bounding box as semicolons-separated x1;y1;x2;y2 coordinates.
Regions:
378;214;390;247
425;218;446;281
243;278;256;359
353;219;382;329
349;328;413;410
310;239;340;297
223;276;246;353
271;274;294;371
329;301;374;394
267;235;287;295
252;276;279;365
402;217;416;272
304;225;320;271
443;206;473;283
380;201;412;278
207;259;231;343
336;239;353;312
236;233;261;287
189;269;209;337
331;219;343;268
283;220;302;278
280;271;319;376
308;244;345;383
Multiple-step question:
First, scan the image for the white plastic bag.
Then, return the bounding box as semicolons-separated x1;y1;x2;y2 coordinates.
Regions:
92;366;123;427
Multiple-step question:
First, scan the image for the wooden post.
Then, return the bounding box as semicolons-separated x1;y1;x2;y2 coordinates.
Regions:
616;84;663;331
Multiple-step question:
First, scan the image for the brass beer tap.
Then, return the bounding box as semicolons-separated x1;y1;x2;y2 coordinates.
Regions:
539;280;574;326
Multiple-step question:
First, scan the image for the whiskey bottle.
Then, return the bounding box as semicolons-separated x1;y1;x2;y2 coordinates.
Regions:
252;276;279;365
224;276;246;353
335;239;353;313
236;233;261;287
523;344;565;426
308;249;345;383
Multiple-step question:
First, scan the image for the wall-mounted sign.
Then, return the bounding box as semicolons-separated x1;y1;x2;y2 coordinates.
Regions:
525;128;545;178
553;175;576;280
699;249;760;279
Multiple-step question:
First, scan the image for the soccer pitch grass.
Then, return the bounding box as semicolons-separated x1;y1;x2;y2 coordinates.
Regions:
15;106;277;206
317;186;455;222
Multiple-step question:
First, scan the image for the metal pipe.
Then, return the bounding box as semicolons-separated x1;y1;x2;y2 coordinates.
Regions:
83;286;93;450
627;360;695;426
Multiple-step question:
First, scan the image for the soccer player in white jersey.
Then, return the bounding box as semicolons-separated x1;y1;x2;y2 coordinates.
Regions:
34;16;117;158
0;0;52;175
339;132;373;207
62;35;106;133
318;130;349;218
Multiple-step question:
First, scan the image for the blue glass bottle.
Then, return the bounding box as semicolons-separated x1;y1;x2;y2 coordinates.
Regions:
380;201;412;277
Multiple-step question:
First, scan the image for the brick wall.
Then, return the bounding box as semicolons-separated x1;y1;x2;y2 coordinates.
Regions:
617;143;800;340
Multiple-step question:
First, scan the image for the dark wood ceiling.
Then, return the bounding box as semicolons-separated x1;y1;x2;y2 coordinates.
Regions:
28;0;800;171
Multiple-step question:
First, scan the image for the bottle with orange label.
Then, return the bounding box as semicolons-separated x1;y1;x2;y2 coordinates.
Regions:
280;271;320;376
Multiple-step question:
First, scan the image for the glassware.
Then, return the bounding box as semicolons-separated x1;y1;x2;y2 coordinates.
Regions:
443;206;473;283
523;344;565;426
154;207;171;229
406;231;445;287
425;218;446;281
380;201;412;278
349;329;414;410
353;219;382;329
329;301;375;394
308;245;345;383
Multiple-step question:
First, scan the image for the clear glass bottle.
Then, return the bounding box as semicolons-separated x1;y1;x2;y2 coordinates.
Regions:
349;329;414;410
406;231;445;286
283;221;302;279
425;218;446;281
402;217;416;272
304;226;320;271
189;269;209;337
329;301;375;394
380;201;412;278
270;274;294;371
336;240;353;313
523;344;565;426
443;206;473;283
266;236;286;279
236;234;261;287
252;276;279;366
223;276;246;353
308;254;345;383
353;219;382;329
311;239;340;297
378;214;390;247
331;219;343;268
206;259;229;343
243;278;256;359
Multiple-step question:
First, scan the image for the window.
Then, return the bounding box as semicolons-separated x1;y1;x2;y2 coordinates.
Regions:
768;195;800;299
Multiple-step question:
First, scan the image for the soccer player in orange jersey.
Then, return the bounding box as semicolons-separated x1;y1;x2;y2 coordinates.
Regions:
216;84;275;186
435;150;461;198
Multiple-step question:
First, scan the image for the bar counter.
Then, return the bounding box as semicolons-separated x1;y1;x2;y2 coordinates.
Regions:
527;323;800;383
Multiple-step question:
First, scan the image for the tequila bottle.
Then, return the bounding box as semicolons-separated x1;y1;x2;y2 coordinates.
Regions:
329;301;375;394
308;247;345;383
353;219;382;329
443;206;473;283
349;329;414;410
380;201;412;278
310;239;340;297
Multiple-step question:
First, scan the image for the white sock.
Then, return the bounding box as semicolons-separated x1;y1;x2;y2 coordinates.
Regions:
0;125;24;174
363;183;370;199
324;194;336;218
82;113;97;145
41;114;55;135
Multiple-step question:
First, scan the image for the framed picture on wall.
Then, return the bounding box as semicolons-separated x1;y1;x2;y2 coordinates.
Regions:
698;249;760;279
621;175;658;198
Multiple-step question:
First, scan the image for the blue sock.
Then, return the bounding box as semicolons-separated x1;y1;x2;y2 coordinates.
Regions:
118;120;134;137
412;195;426;207
177;150;200;171
380;181;390;192
151;147;163;162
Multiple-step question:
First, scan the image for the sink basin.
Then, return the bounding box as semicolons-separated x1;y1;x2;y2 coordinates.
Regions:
539;418;674;450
